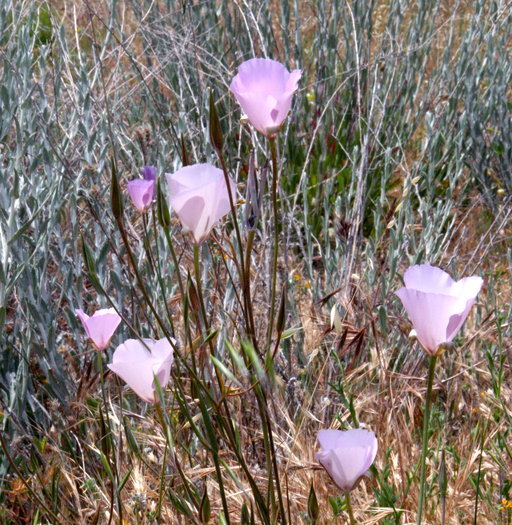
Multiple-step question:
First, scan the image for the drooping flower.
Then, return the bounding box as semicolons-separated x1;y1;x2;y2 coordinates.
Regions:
230;58;301;137
395;265;483;355
316;428;378;493
108;338;175;403
75;308;122;351
165;163;236;244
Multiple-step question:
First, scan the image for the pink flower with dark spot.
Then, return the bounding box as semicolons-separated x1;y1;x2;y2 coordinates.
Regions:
395;265;483;355
230;58;301;136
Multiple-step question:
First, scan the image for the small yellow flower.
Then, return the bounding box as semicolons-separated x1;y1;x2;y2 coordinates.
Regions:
499;498;512;511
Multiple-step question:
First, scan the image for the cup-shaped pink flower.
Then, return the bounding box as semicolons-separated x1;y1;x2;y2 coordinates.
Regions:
127;179;156;212
75;308;122;351
108;338;175;403
230;58;302;136
395;265;483;355
166;163;236;244
316;429;378;493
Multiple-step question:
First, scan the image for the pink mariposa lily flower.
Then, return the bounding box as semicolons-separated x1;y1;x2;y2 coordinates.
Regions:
230;58;301;137
108;338;175;403
75;308;122;351
166;163;236;245
127;179;156;212
316;428;378;493
126;165;157;213
395;265;483;355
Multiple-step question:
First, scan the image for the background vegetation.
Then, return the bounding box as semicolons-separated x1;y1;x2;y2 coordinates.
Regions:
0;0;510;523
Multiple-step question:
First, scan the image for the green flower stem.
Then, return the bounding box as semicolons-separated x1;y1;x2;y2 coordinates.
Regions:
142;212;155;272
217;151;258;351
193;245;272;524
217;151;245;279
154;402;202;520
267;136;279;349
156;436;168;522
473;418;488;525
116;216;172;342
150;211;175;334
417;354;438;525
162;225;185;301
96;349;122;524
161;225;198;377
193;244;210;333
244;228;258;346
164;252;233;525
346;492;356;525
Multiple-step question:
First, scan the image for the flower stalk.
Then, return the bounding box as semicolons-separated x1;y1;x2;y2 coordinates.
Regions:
267;136;279;349
346;492;356;525
417;354;438;524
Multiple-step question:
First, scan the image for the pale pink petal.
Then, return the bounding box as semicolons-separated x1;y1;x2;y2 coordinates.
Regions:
108;359;156;403
167;164;219;191
271;69;302;125
445;296;478;342
317;447;369;491
149;337;174;361
451;276;484;301
85;314;122;350
212;175;236;224
403;265;455;295
75;309;91;339
231;58;288;97
152;358;173;394
232;91;278;135
316;450;351;490
111;338;151;363
174;195;206;241
271;97;294;129
285;69;302;93
318;429;344;450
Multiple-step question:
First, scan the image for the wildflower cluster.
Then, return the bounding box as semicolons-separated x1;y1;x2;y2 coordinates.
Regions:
72;57;483;524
